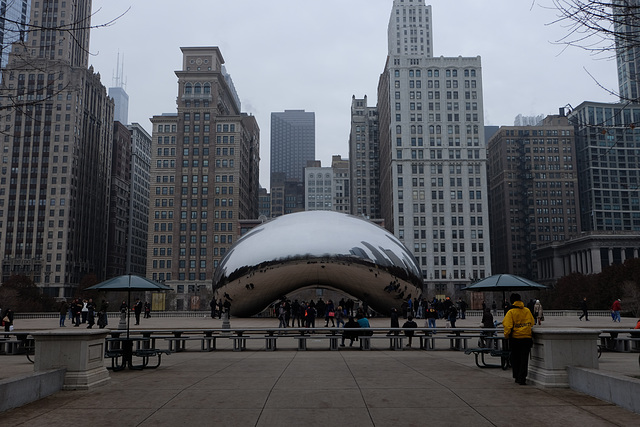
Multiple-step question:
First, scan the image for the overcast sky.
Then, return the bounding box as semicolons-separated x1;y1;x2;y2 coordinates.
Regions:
88;0;619;188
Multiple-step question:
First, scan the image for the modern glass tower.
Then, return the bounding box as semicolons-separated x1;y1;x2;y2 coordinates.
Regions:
378;0;491;295
270;110;315;184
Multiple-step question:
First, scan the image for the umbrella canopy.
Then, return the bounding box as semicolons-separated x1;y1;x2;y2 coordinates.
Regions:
86;275;172;292
462;274;548;309
86;275;172;338
462;274;548;293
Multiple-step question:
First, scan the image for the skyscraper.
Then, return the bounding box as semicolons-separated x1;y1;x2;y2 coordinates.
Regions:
147;47;260;310
487;114;581;279
0;0;30;69
378;1;491;293
0;0;113;297
349;95;380;218
614;0;640;102
270;110;315;183
126;123;151;276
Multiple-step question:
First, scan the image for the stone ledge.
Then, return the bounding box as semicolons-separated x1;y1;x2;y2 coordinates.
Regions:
0;369;65;412
568;366;640;414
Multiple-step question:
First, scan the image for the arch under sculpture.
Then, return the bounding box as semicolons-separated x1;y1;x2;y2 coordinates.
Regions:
213;211;423;317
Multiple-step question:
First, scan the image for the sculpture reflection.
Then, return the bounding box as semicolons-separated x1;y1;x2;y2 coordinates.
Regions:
213;211;423;317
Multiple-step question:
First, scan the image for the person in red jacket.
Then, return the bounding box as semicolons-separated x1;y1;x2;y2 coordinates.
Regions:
611;299;621;322
503;293;535;385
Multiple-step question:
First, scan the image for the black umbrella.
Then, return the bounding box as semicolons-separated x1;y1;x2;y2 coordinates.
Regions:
462;274;548;306
86;275;172;338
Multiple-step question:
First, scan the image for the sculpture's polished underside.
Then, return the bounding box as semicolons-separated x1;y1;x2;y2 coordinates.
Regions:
213;211;423;317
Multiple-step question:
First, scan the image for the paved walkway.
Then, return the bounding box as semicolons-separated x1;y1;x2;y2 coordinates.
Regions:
2;314;639;426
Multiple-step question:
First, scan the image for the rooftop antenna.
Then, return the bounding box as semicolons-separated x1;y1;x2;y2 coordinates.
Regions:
112;51;127;90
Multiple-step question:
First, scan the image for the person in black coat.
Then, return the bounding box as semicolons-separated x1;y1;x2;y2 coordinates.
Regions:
340;317;361;347
579;297;589;321
389;307;400;335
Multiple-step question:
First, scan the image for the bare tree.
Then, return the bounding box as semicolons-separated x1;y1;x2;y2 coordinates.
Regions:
546;1;640;54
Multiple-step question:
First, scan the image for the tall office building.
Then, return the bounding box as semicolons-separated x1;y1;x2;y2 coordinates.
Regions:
0;0;113;297
270;110;315;183
569;101;640;232
147;47;260;310
487;114;581;279
304;155;350;212
349;96;380;219
0;0;30;69
614;0;640;102
126;123;151;276
106;122;132;278
378;1;491;294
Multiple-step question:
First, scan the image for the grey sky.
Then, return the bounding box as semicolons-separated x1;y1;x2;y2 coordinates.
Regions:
88;0;618;188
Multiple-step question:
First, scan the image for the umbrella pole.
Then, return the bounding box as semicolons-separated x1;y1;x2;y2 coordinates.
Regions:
127;278;131;339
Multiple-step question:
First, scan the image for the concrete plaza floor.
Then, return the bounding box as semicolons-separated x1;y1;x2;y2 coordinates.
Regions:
1;314;639;426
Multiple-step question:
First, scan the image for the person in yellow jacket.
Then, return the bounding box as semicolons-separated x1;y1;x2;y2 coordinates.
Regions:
503;293;535;385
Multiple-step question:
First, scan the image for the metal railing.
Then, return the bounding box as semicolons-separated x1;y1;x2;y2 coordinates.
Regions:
12;310;616;320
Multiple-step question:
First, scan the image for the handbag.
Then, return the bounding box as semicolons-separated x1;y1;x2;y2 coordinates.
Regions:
328;311;335;317
2;316;9;323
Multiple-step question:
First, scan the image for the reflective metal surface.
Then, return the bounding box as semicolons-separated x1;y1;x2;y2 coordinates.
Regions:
213;211;423;316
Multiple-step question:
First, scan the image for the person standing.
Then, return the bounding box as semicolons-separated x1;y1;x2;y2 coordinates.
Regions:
611;299;622;322
533;300;543;325
133;298;143;325
144;301;151;318
335;305;345;328
59;300;69;327
3;308;14;336
579;297;589;321
73;299;83;326
277;302;287;329
389;307;400;335
426;306;438;329
86;299;95;329
81;299;89;324
503;293;535;385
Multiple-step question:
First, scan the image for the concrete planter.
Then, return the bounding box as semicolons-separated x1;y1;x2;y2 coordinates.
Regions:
30;329;110;390
529;328;600;387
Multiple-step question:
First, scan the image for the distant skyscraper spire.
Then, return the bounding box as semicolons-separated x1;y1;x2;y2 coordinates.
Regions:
109;51;129;124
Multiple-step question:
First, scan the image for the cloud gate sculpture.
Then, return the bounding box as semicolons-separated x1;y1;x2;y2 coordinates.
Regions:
213;211;423;317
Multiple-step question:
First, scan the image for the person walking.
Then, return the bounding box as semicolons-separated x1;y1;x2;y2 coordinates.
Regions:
503;293;535;385
579;297;589;321
389;307;400;335
324;300;336;327
533;300;543;325
611;299;622;322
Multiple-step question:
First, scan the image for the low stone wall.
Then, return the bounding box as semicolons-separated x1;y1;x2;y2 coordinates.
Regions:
0;369;65;412
568;366;640;414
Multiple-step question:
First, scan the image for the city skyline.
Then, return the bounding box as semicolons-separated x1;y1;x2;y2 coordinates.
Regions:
88;0;619;188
